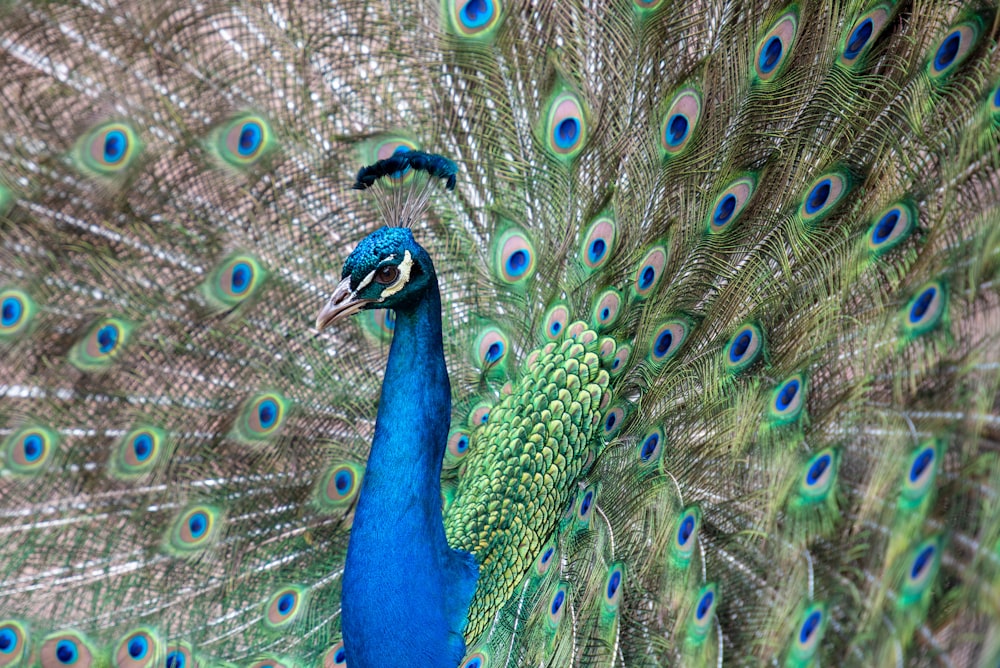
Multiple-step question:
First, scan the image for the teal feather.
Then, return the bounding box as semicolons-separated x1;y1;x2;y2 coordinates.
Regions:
2;1;1000;666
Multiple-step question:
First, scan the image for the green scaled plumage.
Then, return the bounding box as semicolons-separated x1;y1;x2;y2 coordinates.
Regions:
2;0;1000;666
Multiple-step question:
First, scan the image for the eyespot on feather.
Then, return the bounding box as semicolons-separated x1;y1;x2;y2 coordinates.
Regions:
900;441;940;506
317;462;363;511
444;0;503;39
0;288;35;339
789;603;827;662
902;280;947;337
493;228;536;284
633;246;667;298
164;643;197;668
547;583;569;629
768;373;807;424
208;114;275;170
111;426;166;479
603;563;625;610
672;506;701;563
474;326;510;372
660;88;702;158
69;318;133;371
648;318;690;365
73;121;143;177
707;175;756;233
754;9;799;82
468;401;493;428
0;620;28;667
637;427;664;465
446;430;472;467
40;631;95;668
577;487;597;523
264;586;307;629
321;642;347;668
867;202;915;254
543;90;587;160
839;5;891;67
460;649;491;668
798;170;850;225
166;505;222;554
4;425;58;475
203;254;267;309
900;537;941;603
580;214;617;272
591;288;622;330
687;584;717;641
246;656;290;668
233;392;289;443
113;628;160;668
602;405;626;438
535;540;557;577
928;21;982;80
609;343;631;377
541;303;570;340
724;323;764;373
797;448;838;502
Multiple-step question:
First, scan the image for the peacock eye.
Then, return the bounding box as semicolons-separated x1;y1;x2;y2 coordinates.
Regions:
375;265;400;285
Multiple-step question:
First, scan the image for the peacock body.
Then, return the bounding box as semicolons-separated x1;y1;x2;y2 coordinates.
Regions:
2;0;1000;666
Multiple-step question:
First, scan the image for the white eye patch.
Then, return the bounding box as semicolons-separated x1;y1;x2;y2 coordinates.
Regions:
378;250;413;300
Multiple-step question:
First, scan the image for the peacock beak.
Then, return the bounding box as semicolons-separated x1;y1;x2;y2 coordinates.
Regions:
316;277;373;330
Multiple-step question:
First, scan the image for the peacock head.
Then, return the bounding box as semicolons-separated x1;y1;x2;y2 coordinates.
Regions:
315;226;434;329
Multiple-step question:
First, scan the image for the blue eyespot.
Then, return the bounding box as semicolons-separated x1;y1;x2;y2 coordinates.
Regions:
607;570;621;598
56;639;78;664
505;250;529;278
554;118;580;149
22;434;42;462
910;449;933;482
640;433;659;461
128;635;148;660
278;593;295;615
334;647;346;663
238;122;264;156
807;454;830;486
485;341;504;364
133;433;153;461
805;179;831;214
258;399;278;429
844;18;873;60
580;490;593;516
799;610;822;644
678;515;695;545
541;547;554;564
0;628;16;653
461;0;494;29
910;287;935;322
335;470;352;493
873;209;898;243
188;512;207;538
713;194;737;226
665;114;689;147
759;36;783;73
103;130;128;163
729;330;752;362
166;651;186;668
588;238;607;263
639;266;655;290
654;330;673;357
97;324;119;353
697;590;714;620
551;589;565;615
230;262;252;293
776;379;799;411
1;296;22;327
935;31;961;71
911;545;935;579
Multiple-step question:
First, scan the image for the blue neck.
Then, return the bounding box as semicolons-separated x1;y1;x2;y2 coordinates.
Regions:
342;273;475;667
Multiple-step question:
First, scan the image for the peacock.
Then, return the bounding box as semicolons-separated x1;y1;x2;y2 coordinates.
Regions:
2;0;1000;665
